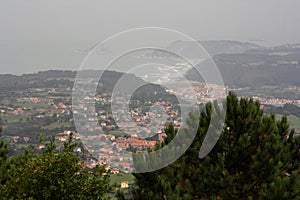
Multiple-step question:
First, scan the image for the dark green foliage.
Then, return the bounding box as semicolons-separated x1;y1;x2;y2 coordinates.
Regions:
131;92;300;199
0;125;9;184
0;118;17;185
0;141;9;185
0;134;111;200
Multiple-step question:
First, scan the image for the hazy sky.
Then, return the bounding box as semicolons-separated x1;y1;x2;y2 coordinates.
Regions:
0;0;300;75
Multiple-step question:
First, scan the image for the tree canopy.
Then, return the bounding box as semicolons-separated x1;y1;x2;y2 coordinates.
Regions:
0;133;111;200
132;92;300;199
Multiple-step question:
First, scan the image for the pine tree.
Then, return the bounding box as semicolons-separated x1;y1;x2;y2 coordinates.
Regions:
130;92;300;199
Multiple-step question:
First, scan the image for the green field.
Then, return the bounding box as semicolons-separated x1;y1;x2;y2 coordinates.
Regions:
110;173;135;185
1;113;29;123
107;130;127;137
13;101;50;109
43;121;73;130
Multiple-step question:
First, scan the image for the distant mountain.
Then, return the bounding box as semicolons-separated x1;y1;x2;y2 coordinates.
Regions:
0;70;177;103
200;40;262;56
185;44;300;88
0;70;76;92
0;70;143;92
75;70;177;103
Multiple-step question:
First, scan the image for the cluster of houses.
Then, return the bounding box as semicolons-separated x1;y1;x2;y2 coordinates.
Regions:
2;83;300;174
252;96;300;105
55;130;167;173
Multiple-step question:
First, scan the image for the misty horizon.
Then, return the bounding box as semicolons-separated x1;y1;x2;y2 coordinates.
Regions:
1;39;300;76
1;0;300;75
